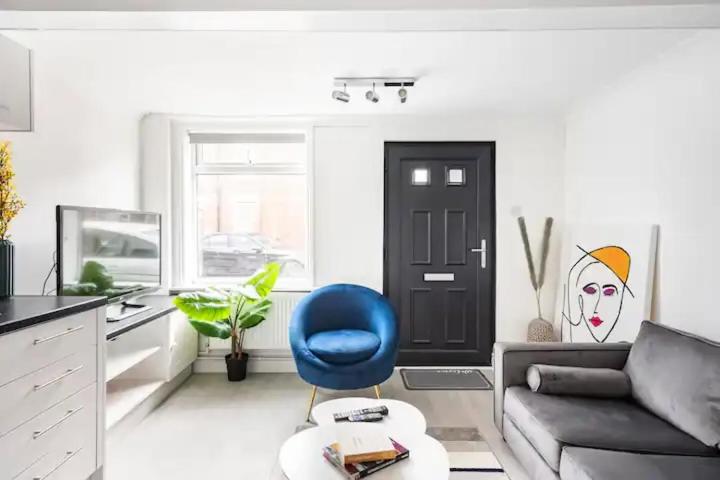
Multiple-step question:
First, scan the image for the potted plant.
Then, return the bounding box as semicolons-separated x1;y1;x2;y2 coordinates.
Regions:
0;141;25;297
174;262;281;381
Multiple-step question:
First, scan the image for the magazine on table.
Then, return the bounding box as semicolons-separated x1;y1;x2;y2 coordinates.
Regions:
322;438;410;479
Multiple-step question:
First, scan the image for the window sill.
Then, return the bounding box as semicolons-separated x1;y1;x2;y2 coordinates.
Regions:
169;286;313;295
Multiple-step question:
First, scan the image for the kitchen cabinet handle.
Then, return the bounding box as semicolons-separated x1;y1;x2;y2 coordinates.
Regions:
32;448;83;480
33;406;84;439
33;325;84;345
34;365;84;391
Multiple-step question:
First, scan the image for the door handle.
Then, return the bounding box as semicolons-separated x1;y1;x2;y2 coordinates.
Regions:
469;239;487;269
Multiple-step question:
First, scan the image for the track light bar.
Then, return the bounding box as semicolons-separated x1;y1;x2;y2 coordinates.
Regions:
332;76;417;104
333;77;417;88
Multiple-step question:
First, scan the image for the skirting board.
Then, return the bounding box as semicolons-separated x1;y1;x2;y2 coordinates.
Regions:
193;350;298;374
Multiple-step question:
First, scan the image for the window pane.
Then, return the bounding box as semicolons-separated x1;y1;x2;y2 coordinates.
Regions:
197;174;307;280
197;143;305;165
412;168;430;186
446;167;465;186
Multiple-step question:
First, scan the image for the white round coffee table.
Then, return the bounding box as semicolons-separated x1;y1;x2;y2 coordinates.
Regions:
311;398;427;436
278;422;449;480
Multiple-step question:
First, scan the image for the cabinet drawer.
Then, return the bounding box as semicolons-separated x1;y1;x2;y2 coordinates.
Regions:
13;443;94;480
0;385;96;478
0;347;97;436
0;311;98;387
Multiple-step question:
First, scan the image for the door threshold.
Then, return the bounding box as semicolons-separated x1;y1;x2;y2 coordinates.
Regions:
394;365;493;371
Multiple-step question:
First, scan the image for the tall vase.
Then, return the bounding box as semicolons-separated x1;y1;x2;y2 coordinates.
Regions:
0;240;14;297
527;317;554;342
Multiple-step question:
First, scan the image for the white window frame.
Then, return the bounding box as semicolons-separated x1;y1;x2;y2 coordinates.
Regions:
172;122;314;291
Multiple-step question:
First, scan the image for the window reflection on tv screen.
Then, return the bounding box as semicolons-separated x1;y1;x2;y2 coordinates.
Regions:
58;206;160;299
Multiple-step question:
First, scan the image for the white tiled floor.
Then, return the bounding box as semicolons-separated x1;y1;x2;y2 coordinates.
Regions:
106;371;527;480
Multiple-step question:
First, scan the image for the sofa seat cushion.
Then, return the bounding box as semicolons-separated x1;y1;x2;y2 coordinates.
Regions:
504;386;718;471
560;447;720;480
307;329;380;365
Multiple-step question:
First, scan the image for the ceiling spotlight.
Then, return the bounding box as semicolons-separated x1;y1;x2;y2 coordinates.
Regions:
365;83;380;103
398;87;408;104
332;83;350;103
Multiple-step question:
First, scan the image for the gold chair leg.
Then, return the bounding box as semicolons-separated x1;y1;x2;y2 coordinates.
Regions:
306;386;318;422
374;385;381;399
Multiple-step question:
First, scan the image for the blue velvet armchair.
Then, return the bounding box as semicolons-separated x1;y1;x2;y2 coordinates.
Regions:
289;284;399;419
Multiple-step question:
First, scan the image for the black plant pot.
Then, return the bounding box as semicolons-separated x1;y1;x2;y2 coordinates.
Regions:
0;240;14;298
225;352;249;382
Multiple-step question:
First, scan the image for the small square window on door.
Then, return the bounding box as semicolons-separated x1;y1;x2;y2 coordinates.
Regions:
446;167;466;186
411;167;431;186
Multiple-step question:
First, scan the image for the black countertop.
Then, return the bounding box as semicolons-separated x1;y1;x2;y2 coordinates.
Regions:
106;294;177;340
0;295;107;336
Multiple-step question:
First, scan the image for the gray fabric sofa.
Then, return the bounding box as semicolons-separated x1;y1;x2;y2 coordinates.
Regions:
493;321;720;480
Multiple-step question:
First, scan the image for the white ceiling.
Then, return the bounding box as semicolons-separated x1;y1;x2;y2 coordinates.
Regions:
2;4;720;32
0;0;715;11
5;29;695;116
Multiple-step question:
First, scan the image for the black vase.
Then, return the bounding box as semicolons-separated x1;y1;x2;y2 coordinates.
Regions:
0;240;14;297
225;352;249;382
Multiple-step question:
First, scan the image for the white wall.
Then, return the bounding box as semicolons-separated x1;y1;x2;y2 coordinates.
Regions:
311;115;565;343
565;31;720;341
145;114;566;344
1;30;566;344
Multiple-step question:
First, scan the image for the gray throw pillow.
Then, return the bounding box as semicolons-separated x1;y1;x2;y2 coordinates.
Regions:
527;364;631;398
624;321;720;449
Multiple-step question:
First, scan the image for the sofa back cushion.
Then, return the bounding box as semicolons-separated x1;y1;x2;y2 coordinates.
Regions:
624;321;720;448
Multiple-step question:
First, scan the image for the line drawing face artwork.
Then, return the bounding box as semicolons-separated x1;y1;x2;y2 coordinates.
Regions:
561;245;633;343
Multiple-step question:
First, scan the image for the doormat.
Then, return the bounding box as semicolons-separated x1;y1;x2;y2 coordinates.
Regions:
400;368;492;390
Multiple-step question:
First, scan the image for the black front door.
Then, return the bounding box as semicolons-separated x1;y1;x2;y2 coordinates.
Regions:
384;142;495;366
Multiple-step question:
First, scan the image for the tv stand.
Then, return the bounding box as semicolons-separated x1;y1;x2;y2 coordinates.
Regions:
105;295;197;431
107;301;152;322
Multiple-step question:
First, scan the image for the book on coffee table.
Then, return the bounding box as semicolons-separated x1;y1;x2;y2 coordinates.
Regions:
322;438;410;479
336;429;398;464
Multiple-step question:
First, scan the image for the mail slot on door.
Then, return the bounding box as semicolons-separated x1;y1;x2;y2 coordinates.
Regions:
423;273;455;282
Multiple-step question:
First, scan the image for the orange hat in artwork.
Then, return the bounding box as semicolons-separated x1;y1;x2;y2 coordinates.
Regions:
580;245;633;296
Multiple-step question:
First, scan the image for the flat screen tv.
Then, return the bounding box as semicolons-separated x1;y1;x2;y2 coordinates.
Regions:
56;205;161;302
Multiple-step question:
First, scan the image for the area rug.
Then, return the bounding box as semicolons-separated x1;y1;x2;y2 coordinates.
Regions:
400;368;493;390
428;426;506;479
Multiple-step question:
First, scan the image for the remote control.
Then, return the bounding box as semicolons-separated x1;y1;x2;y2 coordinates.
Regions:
347;413;384;422
333;405;389;422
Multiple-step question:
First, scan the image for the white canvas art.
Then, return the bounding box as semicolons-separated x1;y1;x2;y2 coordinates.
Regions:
556;224;658;343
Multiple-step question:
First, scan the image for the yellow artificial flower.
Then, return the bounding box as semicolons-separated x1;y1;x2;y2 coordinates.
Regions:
0;141;25;240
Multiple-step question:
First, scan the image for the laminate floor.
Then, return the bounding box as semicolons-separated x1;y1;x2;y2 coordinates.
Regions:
106;371;527;480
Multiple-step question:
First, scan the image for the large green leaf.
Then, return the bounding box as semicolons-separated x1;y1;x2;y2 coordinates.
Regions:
229;284;260;301
246;262;281;298
238;299;273;329
188;319;232;339
174;290;231;322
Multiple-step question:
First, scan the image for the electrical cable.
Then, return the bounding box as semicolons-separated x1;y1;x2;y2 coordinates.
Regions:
41;251;57;295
